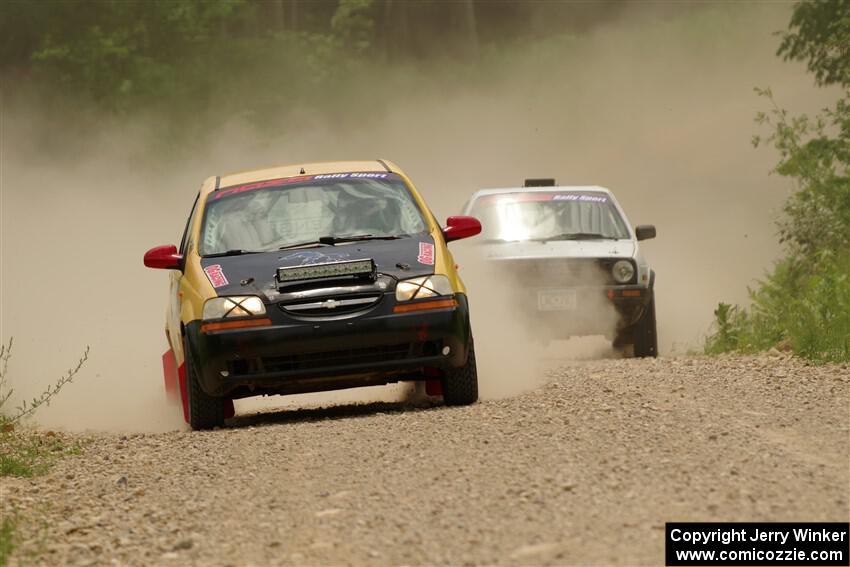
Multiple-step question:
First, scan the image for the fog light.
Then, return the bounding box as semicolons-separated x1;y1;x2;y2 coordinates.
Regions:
442;346;451;356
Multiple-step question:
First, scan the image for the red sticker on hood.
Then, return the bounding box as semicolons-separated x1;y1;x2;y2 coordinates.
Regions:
204;264;229;288
418;242;435;265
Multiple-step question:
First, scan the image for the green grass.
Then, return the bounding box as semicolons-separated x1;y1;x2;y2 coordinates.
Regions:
0;430;82;566
705;254;850;363
0;516;16;567
0;453;36;477
0;430;82;479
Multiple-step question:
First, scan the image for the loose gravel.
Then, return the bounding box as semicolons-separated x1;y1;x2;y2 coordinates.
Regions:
2;353;848;566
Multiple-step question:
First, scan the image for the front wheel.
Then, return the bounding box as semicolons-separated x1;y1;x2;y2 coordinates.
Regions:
633;294;658;358
185;342;225;430
442;338;479;406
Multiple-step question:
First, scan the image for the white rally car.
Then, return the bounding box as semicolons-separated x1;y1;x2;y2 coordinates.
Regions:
462;179;657;357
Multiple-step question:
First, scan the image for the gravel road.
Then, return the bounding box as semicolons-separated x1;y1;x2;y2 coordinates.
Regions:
2;353;848;566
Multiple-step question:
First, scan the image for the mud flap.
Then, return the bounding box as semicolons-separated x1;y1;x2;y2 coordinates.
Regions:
162;349;179;402
422;366;444;396
178;362;189;423
425;379;443;396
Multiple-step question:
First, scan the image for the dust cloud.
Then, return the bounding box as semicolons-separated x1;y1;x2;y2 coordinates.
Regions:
0;3;834;431
455;249;622;400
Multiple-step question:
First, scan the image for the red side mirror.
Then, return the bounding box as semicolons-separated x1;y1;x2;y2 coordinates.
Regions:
442;216;482;243
144;245;182;270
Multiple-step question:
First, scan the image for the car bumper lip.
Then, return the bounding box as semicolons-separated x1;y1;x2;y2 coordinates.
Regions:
185;294;471;397
212;352;457;392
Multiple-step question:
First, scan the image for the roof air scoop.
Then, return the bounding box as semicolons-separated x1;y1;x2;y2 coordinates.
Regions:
524;178;556;187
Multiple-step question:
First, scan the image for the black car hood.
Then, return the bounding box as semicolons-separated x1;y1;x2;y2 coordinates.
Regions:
199;235;437;297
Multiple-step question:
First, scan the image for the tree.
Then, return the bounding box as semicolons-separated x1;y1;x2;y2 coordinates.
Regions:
778;0;850;87
708;0;850;362
331;0;376;55
757;0;850;261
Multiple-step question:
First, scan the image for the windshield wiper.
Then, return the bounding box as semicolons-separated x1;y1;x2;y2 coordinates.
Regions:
278;240;332;251
203;249;266;258
279;234;404;250
321;234;405;244
533;232;619;242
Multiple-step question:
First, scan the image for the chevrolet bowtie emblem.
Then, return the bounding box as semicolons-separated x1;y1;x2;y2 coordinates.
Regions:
322;299;340;309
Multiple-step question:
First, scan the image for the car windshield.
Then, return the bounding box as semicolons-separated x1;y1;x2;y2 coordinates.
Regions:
468;192;630;241
199;173;428;255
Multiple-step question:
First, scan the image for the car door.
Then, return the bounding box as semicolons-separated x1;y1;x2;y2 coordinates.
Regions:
167;192;200;364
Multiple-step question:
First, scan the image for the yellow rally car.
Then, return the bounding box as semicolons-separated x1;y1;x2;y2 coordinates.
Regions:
144;160;482;430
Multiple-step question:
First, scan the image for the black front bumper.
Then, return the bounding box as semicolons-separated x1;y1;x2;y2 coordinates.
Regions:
185;293;471;397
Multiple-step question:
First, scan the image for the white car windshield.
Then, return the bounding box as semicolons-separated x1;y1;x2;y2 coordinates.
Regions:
469;192;630;241
200;173;428;255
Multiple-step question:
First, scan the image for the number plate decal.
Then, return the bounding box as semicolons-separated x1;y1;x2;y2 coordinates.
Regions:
537;289;577;311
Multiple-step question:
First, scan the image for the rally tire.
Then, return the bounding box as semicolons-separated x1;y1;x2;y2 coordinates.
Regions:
442;338;479;406
633;293;658;358
185;344;225;430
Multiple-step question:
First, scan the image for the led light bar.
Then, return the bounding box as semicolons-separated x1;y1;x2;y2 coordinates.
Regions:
277;259;376;284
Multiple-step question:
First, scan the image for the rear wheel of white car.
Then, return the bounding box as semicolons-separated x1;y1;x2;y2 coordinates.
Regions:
633;293;658;358
442;338;479;406
185;343;225;430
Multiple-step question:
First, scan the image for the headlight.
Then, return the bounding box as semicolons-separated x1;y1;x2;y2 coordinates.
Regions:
611;260;635;284
395;275;454;301
203;296;266;319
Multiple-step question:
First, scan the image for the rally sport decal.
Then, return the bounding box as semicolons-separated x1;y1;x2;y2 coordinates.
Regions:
214;172;391;200
418;242;434;265
204;264;229;288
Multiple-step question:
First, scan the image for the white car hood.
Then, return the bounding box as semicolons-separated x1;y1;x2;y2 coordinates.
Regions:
481;239;635;260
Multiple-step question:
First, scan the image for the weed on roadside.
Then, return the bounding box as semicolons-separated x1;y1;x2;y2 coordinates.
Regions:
0;338;90;426
705;254;850;363
0;515;17;567
0;337;89;478
0;508;54;567
0;430;82;478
